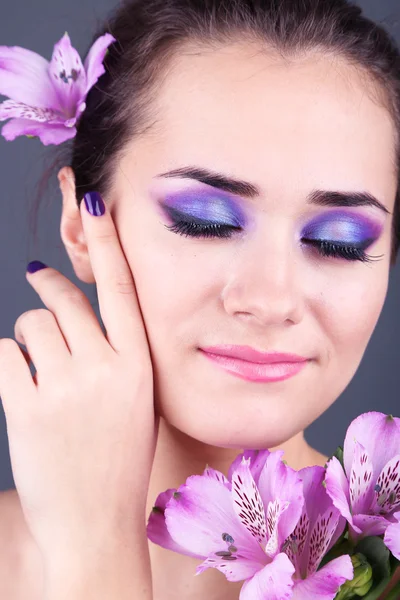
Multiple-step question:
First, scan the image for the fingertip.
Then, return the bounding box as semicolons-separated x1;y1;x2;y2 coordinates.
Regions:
26;261;48;274
83;191;106;217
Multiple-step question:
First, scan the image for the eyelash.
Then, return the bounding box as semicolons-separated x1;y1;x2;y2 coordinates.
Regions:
165;220;382;263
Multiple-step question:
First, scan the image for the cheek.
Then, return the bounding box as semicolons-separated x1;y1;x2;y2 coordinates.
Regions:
318;264;389;365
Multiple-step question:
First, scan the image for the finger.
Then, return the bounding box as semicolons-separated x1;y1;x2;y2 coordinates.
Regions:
80;191;148;355
25;264;107;357
14;308;71;375
0;338;37;419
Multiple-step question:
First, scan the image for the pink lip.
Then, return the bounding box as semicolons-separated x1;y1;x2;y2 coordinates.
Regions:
199;345;310;383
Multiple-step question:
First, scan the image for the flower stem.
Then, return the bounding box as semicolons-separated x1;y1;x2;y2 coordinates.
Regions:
384;582;400;600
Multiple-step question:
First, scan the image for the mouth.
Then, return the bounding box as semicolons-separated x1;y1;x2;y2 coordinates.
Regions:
199;345;310;383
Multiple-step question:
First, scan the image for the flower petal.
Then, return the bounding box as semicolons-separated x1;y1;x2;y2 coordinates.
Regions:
348;442;374;515
384;512;400;560
196;553;262;582
258;451;304;545
165;474;265;564
0;99;63;124
48;33;86;118
239;553;295;600
146;488;203;559
370;454;400;515
307;506;341;575
1;117;76;145
0;45;58;108
231;457;268;547
352;513;389;538
203;465;231;490
294;466;344;577
291;555;353;600
83;33;116;94
228;450;271;486
325;457;358;532
343;412;400;481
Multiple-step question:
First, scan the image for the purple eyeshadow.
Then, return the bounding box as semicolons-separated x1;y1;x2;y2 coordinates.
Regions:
301;210;383;246
161;188;247;228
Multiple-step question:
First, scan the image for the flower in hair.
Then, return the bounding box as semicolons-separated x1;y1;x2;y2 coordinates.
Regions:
0;31;115;145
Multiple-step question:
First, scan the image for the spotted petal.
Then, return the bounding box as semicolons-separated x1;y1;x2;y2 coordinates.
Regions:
231;458;268;548
348;441;375;515
370;454;400;515
294;466;344;578
228;450;271;487
258;451;304;547
196;553;262;582
48;33;87;117
325;456;357;532
291;555;353;600
384;512;400;560
203;465;231;490
0;45;58;108
343;412;400;482
239;553;295;600
0;100;64;124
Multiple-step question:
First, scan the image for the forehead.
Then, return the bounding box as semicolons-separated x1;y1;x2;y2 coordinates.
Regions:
135;42;398;210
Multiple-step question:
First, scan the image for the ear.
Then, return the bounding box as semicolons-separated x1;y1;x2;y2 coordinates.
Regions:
58;166;95;284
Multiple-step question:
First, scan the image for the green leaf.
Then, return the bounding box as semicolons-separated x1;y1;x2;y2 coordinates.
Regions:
326;446;345;470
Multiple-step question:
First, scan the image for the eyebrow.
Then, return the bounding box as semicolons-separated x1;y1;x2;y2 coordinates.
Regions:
156;166;391;215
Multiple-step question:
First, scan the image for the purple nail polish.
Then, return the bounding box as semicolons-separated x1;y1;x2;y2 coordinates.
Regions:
83;191;106;216
27;260;48;274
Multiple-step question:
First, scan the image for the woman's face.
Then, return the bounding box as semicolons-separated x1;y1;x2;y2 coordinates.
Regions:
106;42;398;448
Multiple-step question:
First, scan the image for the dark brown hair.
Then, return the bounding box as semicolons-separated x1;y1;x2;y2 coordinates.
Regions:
33;0;400;263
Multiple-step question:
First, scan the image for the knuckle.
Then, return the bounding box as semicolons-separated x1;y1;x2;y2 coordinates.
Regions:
58;286;89;308
95;229;115;245
0;337;19;354
16;308;54;328
114;276;135;296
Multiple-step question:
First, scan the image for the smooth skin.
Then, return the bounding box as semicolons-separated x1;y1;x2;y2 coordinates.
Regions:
0;40;399;599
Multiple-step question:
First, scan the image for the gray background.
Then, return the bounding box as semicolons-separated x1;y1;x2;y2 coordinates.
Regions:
0;0;399;491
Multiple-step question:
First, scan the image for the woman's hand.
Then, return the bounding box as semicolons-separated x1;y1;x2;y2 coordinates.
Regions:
0;192;158;578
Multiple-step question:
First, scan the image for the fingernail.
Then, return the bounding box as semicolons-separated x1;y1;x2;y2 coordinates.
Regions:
83;191;106;216
27;260;48;274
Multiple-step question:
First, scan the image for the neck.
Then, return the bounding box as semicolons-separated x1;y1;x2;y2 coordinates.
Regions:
146;416;326;516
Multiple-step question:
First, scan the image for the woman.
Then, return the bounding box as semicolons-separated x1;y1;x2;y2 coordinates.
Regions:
0;0;399;598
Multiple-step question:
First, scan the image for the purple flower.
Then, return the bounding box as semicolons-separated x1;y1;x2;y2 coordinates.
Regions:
384;512;400;560
0;31;115;145
325;412;400;542
287;466;353;599
147;450;353;600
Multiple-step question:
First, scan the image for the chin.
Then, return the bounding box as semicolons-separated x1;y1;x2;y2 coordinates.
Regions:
166;410;307;451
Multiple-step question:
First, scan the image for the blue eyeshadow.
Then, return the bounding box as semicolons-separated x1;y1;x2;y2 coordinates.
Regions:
301;211;382;246
161;188;247;228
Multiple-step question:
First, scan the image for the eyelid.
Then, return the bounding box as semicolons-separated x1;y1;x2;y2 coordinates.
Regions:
301;211;383;243
161;193;247;228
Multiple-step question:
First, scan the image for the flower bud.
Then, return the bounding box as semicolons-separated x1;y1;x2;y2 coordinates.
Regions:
335;554;373;599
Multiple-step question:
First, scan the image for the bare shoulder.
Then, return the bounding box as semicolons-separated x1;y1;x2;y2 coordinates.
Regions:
0;488;43;600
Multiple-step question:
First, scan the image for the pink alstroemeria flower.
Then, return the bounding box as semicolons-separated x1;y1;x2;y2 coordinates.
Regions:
286;466;353;599
147;450;353;600
384;512;400;560
0;31;115;145
325;412;400;542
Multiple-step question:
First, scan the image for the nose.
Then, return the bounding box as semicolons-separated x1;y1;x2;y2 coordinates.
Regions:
221;231;305;327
